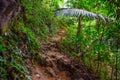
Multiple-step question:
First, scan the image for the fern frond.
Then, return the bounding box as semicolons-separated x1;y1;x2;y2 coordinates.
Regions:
55;8;109;22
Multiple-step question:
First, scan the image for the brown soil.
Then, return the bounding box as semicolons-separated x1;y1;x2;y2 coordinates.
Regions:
32;29;99;80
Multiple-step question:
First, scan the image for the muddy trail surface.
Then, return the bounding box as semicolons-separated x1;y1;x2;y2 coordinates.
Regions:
32;29;99;80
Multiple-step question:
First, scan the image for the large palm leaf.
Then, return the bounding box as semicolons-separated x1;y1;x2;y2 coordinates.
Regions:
55;8;112;22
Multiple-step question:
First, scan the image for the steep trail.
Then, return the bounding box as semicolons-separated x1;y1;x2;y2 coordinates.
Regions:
32;29;99;80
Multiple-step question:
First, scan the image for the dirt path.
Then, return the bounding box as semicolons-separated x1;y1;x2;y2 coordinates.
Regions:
32;29;99;80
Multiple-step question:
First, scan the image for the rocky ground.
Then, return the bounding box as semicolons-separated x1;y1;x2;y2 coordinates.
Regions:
31;29;99;80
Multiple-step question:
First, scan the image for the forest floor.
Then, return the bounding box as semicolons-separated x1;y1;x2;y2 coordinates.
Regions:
31;29;99;80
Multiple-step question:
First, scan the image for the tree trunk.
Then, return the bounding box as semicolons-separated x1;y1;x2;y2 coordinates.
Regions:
76;16;83;54
76;16;83;36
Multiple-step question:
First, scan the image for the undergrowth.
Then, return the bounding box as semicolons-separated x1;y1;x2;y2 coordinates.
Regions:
0;0;60;79
59;18;120;80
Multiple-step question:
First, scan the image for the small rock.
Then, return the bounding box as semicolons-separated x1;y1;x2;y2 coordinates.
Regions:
79;78;84;80
36;73;40;78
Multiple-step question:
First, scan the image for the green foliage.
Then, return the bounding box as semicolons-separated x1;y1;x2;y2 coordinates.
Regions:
1;0;119;80
0;0;60;79
0;36;30;80
59;0;120;80
55;8;112;22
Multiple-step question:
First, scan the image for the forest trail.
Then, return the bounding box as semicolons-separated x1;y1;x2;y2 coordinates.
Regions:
32;29;99;80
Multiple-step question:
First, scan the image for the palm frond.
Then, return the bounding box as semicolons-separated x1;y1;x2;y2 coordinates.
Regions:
55;8;111;22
